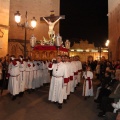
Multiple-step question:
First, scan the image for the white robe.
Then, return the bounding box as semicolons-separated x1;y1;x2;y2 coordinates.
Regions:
77;60;82;83
39;61;44;86
48;62;68;103
35;61;41;88
43;62;50;83
26;61;33;89
71;61;77;91
19;61;26;92
8;60;20;95
65;62;71;96
32;61;39;89
69;62;75;92
82;71;94;96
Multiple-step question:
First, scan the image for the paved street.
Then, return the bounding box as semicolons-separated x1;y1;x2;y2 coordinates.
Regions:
0;80;104;120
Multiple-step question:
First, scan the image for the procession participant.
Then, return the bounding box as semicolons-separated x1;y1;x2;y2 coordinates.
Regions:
32;60;37;90
62;55;69;103
25;58;33;93
82;66;94;100
76;56;82;86
64;56;71;99
49;58;57;80
18;55;26;97
70;57;77;92
43;61;50;86
8;55;20;100
48;55;68;109
39;61;44;87
35;60;41;89
72;57;78;89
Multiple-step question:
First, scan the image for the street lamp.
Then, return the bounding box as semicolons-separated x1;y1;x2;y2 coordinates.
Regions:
105;40;110;60
14;11;37;58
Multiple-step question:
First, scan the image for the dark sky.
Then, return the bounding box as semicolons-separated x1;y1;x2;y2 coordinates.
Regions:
60;0;108;47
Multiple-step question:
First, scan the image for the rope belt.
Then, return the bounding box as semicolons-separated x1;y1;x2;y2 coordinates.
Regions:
53;75;63;78
10;74;20;77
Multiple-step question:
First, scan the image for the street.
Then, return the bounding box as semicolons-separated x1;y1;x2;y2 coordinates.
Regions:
0;80;103;120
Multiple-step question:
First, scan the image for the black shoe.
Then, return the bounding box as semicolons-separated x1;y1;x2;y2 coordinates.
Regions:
28;89;31;94
19;92;24;97
58;103;62;109
31;89;35;92
63;99;67;104
12;95;17;101
53;102;57;104
67;95;70;100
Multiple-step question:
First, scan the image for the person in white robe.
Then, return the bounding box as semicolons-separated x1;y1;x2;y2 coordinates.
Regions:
48;55;68;109
43;61;50;85
71;57;78;90
64;56;71;99
32;60;38;90
18;55;26;97
39;61;44;87
76;56;82;86
69;57;76;93
35;60;41;89
8;56;20;100
82;66;94;99
25;59;33;93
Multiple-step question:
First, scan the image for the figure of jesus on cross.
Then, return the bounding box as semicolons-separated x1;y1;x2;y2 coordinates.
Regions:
43;16;62;39
41;11;65;40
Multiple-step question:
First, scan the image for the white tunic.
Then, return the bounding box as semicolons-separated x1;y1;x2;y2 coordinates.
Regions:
69;62;75;92
82;71;94;96
71;61;78;89
77;60;82;83
43;61;50;83
19;60;26;92
35;61;41;88
8;60;20;95
26;61;33;89
48;62;68;103
39;61;44;86
65;62;71;96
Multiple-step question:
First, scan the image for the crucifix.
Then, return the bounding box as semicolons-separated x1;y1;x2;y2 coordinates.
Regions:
40;11;65;40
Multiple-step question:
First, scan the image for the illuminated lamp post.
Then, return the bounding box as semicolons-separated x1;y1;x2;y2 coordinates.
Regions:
14;11;37;58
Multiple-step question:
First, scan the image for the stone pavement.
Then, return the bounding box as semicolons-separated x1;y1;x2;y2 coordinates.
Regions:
0;80;104;120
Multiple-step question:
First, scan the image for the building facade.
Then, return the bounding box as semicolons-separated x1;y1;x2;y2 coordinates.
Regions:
70;40;108;62
8;0;60;57
108;0;120;60
0;0;10;58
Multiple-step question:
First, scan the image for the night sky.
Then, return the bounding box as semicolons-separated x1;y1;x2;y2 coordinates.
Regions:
60;0;108;47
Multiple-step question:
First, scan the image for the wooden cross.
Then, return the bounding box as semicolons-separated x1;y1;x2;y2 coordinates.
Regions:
40;10;65;22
